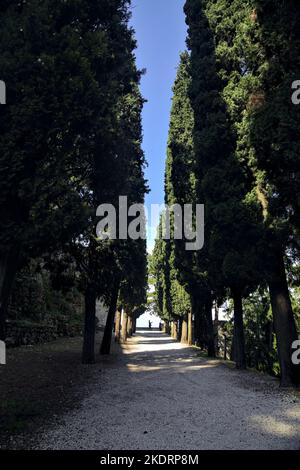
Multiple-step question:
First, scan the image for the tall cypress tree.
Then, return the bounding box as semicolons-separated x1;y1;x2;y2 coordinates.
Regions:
0;0;106;340
77;1;147;364
185;0;264;368
0;0;148;362
99;85;148;355
164;52;215;351
164;53;194;344
204;0;300;386
152;215;174;332
246;0;300;386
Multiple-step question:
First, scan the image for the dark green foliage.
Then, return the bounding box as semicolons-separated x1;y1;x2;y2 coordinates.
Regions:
150;227;165;319
0;1;148;361
151;0;300;384
248;1;300;237
165;53;194;323
184;0;266;366
203;0;300;385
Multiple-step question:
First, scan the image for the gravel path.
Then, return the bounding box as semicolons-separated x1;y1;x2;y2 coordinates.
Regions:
34;331;300;450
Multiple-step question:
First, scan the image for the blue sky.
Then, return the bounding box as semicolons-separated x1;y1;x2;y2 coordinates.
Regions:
130;0;187;252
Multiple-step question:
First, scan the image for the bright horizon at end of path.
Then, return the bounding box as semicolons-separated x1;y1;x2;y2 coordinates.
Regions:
136;311;160;329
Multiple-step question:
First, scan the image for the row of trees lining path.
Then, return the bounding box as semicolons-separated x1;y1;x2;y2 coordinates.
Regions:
152;0;300;388
0;1;148;364
0;0;299;389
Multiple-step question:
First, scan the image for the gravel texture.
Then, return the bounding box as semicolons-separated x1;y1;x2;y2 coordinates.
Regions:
33;331;300;450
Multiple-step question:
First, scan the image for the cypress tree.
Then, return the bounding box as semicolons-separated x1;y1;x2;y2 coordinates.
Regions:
100;84;148;356
79;2;147;363
0;0;106;340
164;52;214;351
185;0;264;368
247;0;300;386
164;53;194;345
204;0;300;386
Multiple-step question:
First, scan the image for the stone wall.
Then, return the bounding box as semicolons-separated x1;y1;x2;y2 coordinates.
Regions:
5;318;82;348
5;298;109;347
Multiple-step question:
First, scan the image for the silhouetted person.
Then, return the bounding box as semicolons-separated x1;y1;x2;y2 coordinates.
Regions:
149;320;152;330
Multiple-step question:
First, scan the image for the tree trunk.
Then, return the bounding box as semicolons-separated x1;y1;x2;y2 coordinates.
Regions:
264;320;274;374
224;335;228;360
214;304;219;355
268;253;300;387
172;321;177;339
127;316;133;337
114;309;122;343
171;321;174;338
193;310;202;348
232;289;246;370
230;338;235;362
192;296;204;349
82;285;96;364
0;248;20;341
132;317;136;334
100;281;120;355
181;316;188;344
204;296;216;357
172;321;177;340
121;311;128;343
164;320;170;335
177;318;182;341
188;311;193;346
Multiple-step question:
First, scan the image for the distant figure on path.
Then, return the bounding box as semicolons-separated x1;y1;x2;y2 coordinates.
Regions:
149;321;152;330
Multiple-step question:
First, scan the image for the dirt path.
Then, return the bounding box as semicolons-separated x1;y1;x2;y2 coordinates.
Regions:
32;331;300;450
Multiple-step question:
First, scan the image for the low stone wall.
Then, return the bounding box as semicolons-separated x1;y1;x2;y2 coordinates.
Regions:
5;319;82;348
